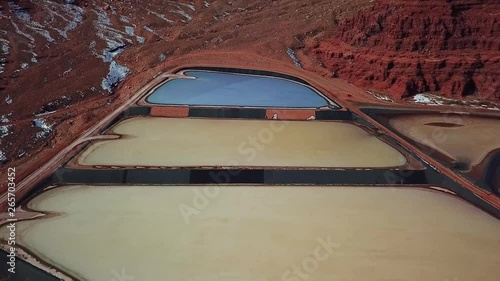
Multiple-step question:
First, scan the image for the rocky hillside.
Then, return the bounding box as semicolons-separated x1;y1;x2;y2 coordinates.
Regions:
305;0;500;100
0;0;372;166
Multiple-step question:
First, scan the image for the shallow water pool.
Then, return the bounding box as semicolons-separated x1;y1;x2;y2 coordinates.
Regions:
146;71;334;108
77;117;407;168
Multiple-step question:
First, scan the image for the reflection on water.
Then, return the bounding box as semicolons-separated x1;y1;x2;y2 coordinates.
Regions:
2;185;499;281
78;117;407;167
146;71;333;108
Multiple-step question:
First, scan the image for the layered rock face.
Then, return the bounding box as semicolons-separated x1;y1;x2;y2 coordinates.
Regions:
306;0;500;100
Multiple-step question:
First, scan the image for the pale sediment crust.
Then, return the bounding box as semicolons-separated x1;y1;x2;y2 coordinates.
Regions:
389;114;500;168
77;117;408;168
1;185;499;281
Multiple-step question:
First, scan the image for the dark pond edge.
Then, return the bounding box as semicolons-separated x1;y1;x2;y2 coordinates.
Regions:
0;250;59;281
361;107;500;195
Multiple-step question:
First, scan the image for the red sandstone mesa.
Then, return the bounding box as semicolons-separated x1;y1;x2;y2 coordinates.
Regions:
305;0;500;100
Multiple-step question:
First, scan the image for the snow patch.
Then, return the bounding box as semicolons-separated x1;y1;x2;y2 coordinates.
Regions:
9;2;55;42
0;38;9;55
367;91;394;102
173;6;193;21
35;110;57;117
125;26;135;36
146;9;174;24
412;94;438;105
5;95;12;105
91;7;137;92
33;119;52;131
93;7;132;61
0;125;10;138
120;15;130;23
32;118;53;139
143;25;154;33
43;1;84;39
136;36;145;44
410;93;500;110
9;2;30;21
0;151;6;162
101;61;129;93
287;48;302;68
0;37;7;73
170;1;196;11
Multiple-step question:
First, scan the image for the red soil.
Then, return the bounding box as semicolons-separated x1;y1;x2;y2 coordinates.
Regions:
0;0;499;206
303;0;500;100
0;0;372;179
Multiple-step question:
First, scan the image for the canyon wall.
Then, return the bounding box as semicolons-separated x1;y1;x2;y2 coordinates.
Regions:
306;0;500;100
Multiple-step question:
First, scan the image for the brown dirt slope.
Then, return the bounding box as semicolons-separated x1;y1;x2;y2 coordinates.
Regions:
0;0;372;176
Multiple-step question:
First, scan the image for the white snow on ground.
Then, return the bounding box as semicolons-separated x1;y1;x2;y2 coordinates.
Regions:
286;48;302;68
123;26;144;43
40;0;84;39
92;7;133;92
142;25;163;40
5;95;12;105
0;125;10;138
412;93;439;105
33;119;52;131
0;115;10;123
143;25;154;33
93;7;132;60
32;118;53;139
119;15;130;23
367;91;394;102
125;26;135;35
173;5;193;21
204;1;210;8
410;93;499;110
0;38;9;55
0;124;11;162
30;51;38;63
7;1;84;72
101;61;129;93
146;8;174;24
0;33;8;73
9;1;55;42
17;150;25;158
35;110;57;117
136;36;145;44
170;1;196;11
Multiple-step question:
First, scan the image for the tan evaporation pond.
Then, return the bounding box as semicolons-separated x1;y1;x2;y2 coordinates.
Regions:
2;185;499;281
390;114;500;167
77;117;407;167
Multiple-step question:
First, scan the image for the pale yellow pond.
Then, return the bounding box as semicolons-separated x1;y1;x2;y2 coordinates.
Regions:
390;114;500;167
2;185;499;281
77;117;407;167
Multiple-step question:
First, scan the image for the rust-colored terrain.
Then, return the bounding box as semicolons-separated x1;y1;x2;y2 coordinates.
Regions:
0;0;499;187
304;0;500;100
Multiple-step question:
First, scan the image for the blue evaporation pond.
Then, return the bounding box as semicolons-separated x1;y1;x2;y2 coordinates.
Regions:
146;71;335;108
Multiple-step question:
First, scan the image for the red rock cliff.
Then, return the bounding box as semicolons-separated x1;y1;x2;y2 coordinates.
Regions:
305;0;500;100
